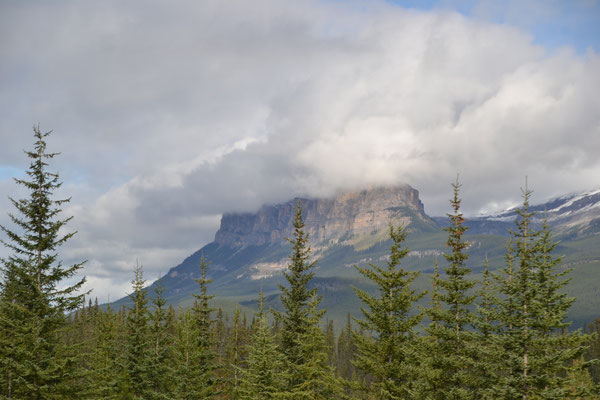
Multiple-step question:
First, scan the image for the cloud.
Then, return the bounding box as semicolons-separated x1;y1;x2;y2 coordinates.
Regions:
0;0;598;302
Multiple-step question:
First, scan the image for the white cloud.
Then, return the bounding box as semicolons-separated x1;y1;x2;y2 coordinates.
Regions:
0;0;598;302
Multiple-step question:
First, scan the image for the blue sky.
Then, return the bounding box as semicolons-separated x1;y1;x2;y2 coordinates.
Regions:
389;0;600;53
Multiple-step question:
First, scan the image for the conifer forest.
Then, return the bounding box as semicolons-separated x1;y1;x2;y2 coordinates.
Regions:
2;128;600;400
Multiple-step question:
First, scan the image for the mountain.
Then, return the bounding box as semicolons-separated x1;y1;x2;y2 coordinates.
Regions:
434;188;600;238
114;185;600;328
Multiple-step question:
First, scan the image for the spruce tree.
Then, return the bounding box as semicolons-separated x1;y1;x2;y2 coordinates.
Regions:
273;200;320;390
173;308;200;400
0;126;86;399
192;256;218;398
174;257;218;399
352;224;426;399
89;304;121;399
336;314;356;381
224;305;247;399
291;295;344;400
471;258;498;397
424;179;478;399
147;278;175;399
124;263;152;399
238;291;287;400
489;186;593;399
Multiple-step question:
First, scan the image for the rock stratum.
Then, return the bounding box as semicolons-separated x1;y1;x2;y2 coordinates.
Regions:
214;185;430;248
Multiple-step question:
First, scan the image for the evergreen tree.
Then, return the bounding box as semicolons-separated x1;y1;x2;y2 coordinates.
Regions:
325;319;337;369
147;278;175;399
336;314;356;381
0;126;86;399
424;179;478;399
489;186;593;399
89;304;121;399
238;291;287;400
471;258;498;397
173;308;200;400
352;224;425;399
174;257;218;399
192;256;219;398
273;200;320;390
124;263;152;399
290;295;344;400
224;305;247;399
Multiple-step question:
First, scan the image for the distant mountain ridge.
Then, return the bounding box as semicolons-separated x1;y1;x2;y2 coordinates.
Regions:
434;188;600;238
113;184;600;328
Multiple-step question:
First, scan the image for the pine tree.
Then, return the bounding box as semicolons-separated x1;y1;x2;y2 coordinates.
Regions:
489;185;594;399
424;179;478;399
174;257;218;399
352;224;426;399
147;278;175;399
238;291;287;400
89;304;121;399
192;256;219;398
290;295;344;400
273;200;320;390
471;258;498;397
336;314;356;381
325;319;337;369
173;308;200;400
222;305;246;398
124;263;152;399
0;126;86;399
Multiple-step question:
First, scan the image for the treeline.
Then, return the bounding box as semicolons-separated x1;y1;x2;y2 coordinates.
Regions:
0;128;599;399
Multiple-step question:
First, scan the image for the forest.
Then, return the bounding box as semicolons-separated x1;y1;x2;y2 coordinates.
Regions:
1;128;599;399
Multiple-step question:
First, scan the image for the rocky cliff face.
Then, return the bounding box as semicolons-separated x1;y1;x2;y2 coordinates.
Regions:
214;185;433;248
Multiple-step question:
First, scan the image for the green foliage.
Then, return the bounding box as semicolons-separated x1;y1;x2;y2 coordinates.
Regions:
147;279;175;399
288;295;344;400
424;179;478;399
88;304;121;399
124;263;152;399
173;256;219;399
0;126;86;399
238;291;287;400
224;305;248;399
488;185;594;399
272;201;343;397
352;224;426;399
273;201;319;387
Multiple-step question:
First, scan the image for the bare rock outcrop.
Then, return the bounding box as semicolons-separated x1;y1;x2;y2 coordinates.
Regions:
214;184;432;248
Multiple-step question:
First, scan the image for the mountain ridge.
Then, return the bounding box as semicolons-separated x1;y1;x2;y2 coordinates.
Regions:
113;184;600;328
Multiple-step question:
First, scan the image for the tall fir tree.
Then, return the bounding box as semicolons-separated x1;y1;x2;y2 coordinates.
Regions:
173;308;201;400
0;126;86;399
224;305;248;399
471;258;498;397
88;304;121;399
336;313;357;382
193;256;219;398
290;295;344;400
424;179;478;399
124;263;152;399
238;291;287;400
352;224;426;399
147;278;175;399
174;256;218;399
489;185;594;399
273;200;319;390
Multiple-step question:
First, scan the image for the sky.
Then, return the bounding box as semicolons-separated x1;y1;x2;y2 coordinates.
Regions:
1;0;599;302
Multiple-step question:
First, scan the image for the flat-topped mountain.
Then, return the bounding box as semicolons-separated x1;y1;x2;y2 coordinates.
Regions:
113;184;600;328
215;185;433;248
